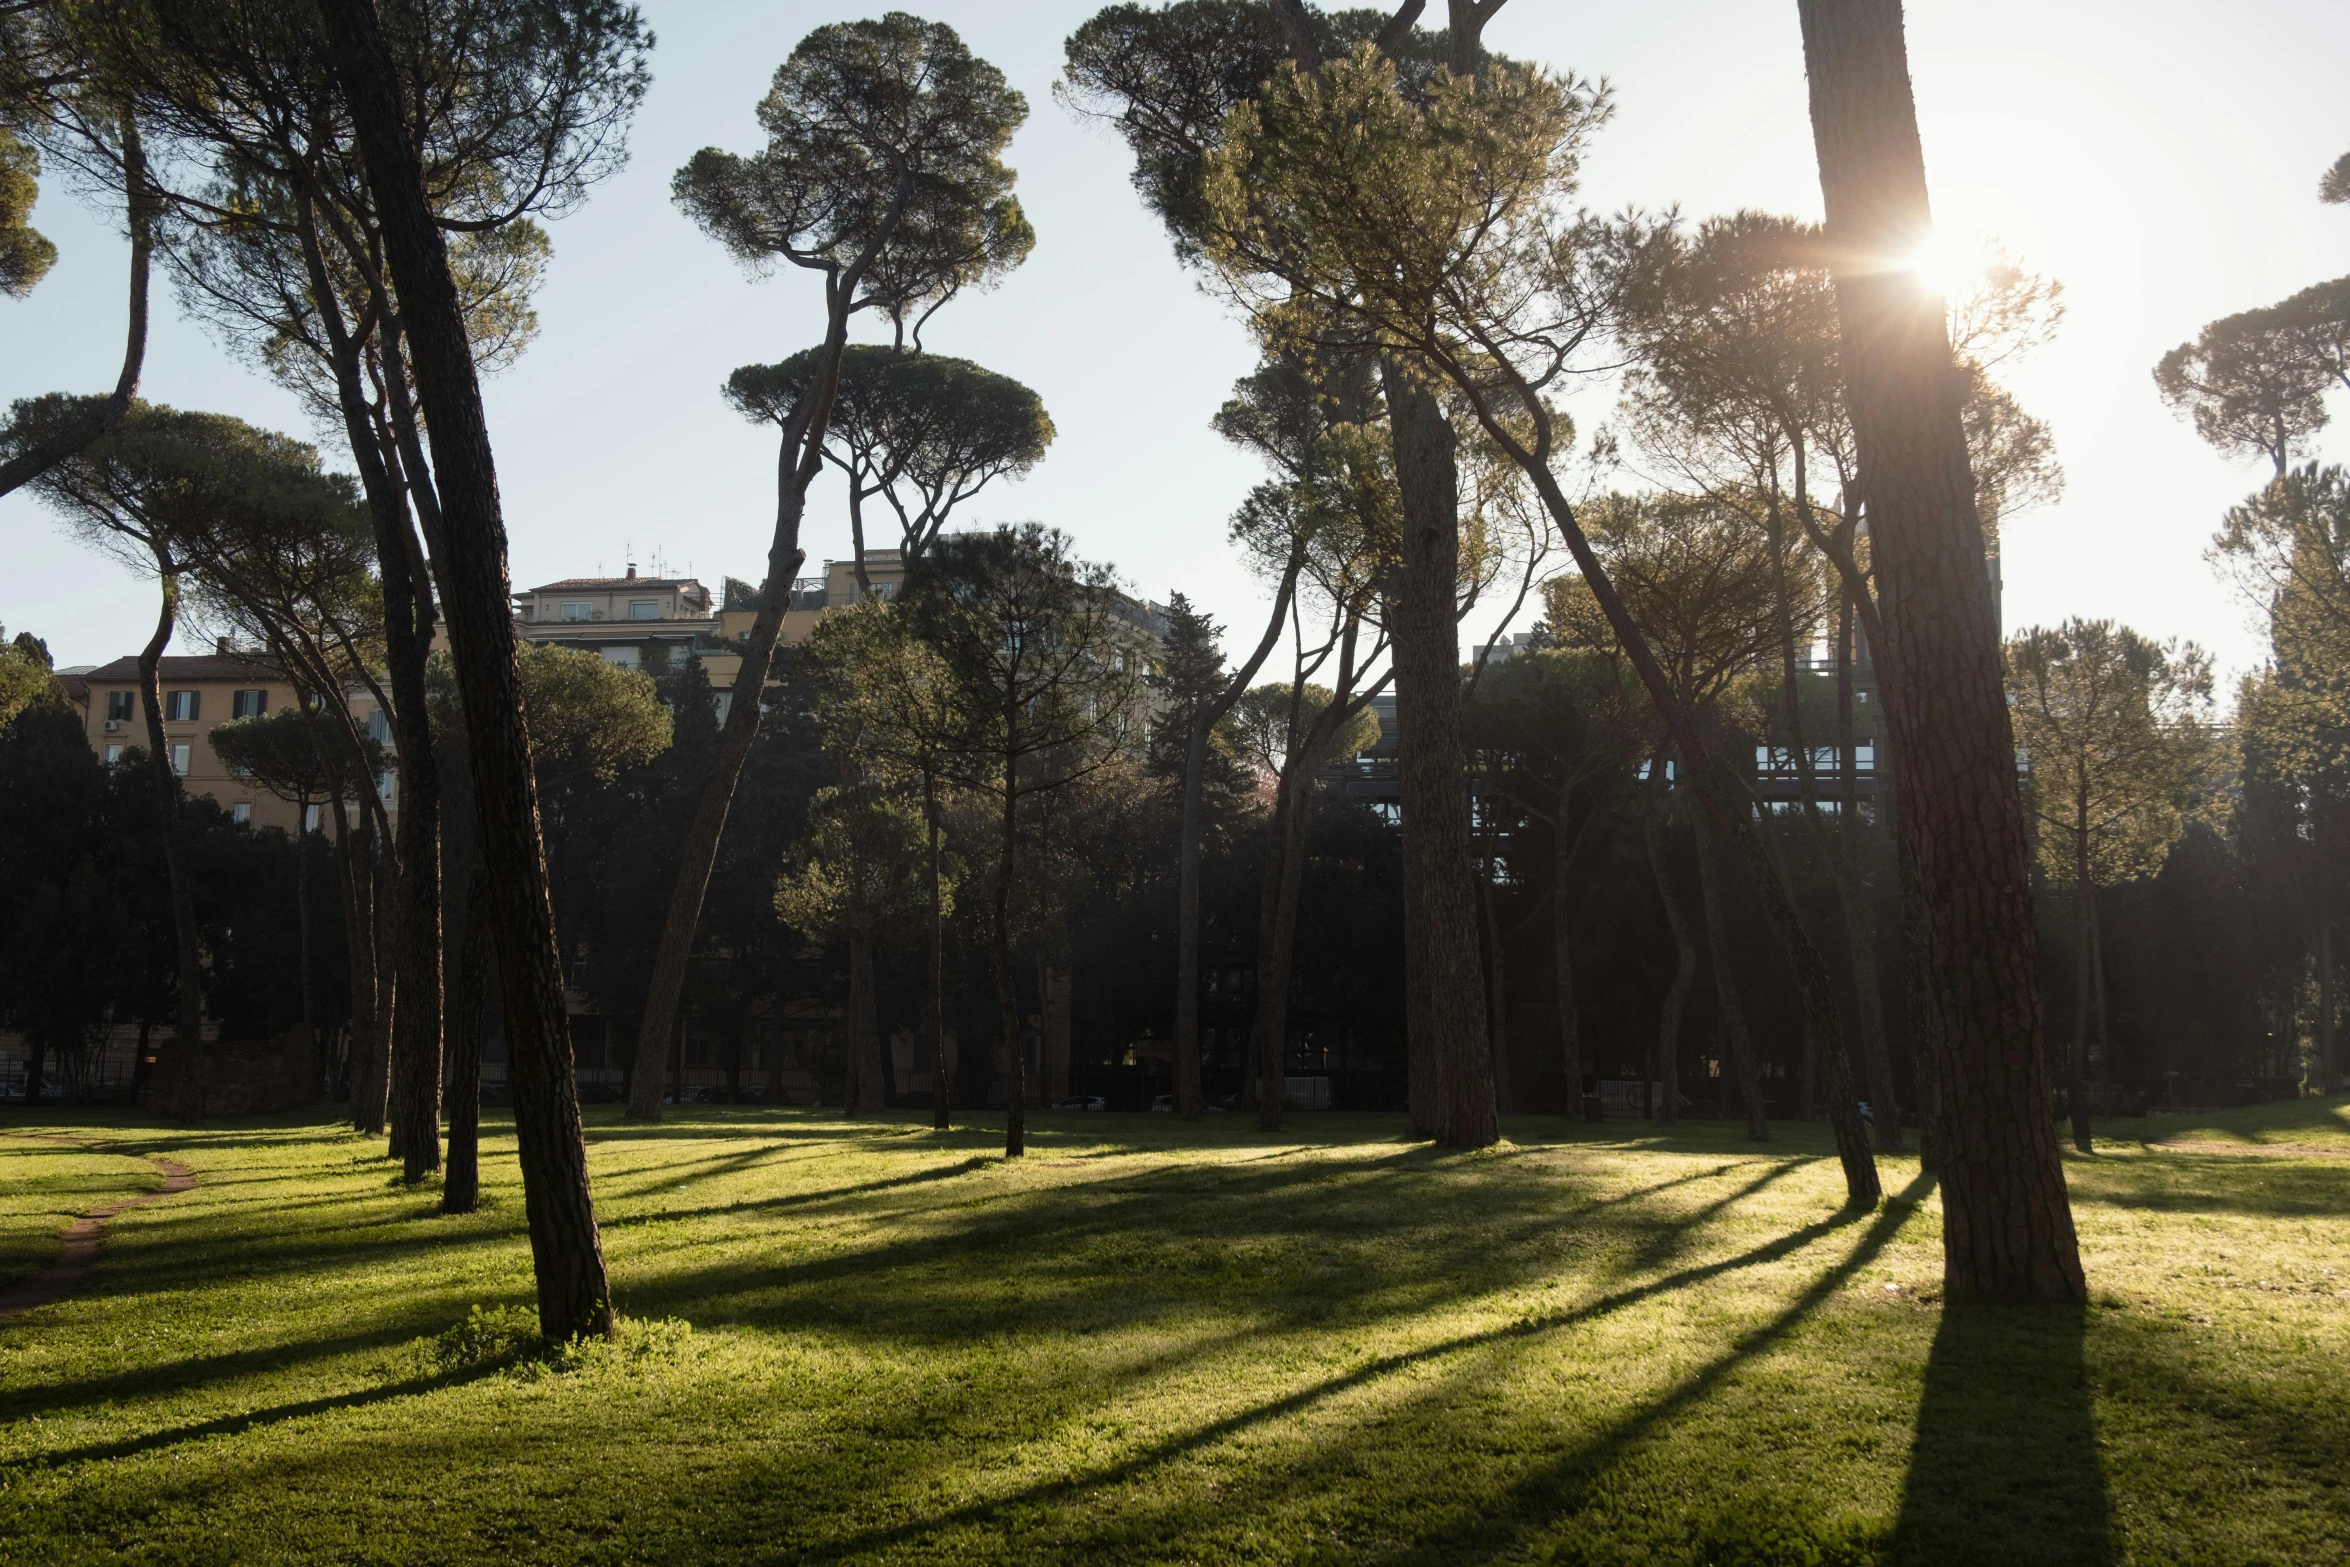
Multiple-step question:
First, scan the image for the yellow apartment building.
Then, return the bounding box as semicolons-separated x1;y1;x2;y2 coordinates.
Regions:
73;648;396;835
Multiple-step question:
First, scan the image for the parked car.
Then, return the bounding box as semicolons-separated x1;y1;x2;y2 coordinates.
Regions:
1149;1094;1175;1113
1051;1095;1107;1111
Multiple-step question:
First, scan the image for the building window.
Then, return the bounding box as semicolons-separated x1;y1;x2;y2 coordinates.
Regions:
106;690;134;722
170;743;191;777
104;743;124;766
686;1027;714;1068
232;801;252;824
600;645;641;670
367;709;392;744
377;770;397;804
304;803;322;832
232;688;268;718
165;690;199;722
629;600;659;621
713;691;733;725
560;601;593;622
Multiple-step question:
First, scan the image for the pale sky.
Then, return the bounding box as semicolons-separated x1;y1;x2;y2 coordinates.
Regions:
6;1;2347;686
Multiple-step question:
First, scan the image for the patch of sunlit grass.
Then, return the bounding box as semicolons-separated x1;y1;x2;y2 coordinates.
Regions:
0;1100;2339;1563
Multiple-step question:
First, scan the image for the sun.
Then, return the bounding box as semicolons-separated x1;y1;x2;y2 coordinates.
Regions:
1904;228;1984;301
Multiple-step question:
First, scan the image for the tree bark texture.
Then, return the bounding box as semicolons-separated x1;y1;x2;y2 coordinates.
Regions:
303;206;444;1179
1799;0;2083;1300
1691;811;1771;1140
442;866;490;1214
1382;357;1496;1149
135;572;204;1123
319;0;611;1339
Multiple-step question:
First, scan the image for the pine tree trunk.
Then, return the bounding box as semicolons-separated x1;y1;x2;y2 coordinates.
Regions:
2316;876;2339;1095
302;212;444;1180
443;867;490;1214
369;837;398;1142
1175;719;1212;1120
1552;777;1584;1113
330;791;378;1132
320;0;611;1339
1383;358;1495;1149
1797;0;2081;1300
1646;815;1694;1125
926;774;953;1129
297;795;316;1050
1692;811;1771;1139
0;113;150;501
1835;597;1903;1150
1478;863;1513;1117
992;772;1026;1157
135;568;205;1123
2070;822;2095;1155
1255;772;1319;1131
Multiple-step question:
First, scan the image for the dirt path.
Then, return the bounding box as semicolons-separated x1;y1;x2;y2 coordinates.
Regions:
0;1138;196;1324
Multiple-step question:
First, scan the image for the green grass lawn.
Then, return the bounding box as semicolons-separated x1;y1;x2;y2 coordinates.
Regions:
0;1100;2344;1566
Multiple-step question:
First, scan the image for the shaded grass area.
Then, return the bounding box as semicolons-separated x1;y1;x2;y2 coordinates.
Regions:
0;1101;2343;1564
2107;1096;2350;1152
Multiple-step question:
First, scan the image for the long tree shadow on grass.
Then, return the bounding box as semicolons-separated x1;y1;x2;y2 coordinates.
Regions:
1888;1304;2110;1566
768;1179;1926;1565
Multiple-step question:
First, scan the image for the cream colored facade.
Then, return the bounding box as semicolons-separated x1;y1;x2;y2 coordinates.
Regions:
75;653;395;835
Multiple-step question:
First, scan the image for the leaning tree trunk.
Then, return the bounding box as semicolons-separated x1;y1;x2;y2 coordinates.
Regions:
1692;810;1771;1140
136;567;205;1124
378;474;442;1182
1383;357;1496;1149
1174;568;1295;1119
443;866;490;1215
0;114;150;501
1645;814;1696;1125
320;0;611;1339
623;193;912;1131
1798;0;2079;1295
1254;765;1320;1131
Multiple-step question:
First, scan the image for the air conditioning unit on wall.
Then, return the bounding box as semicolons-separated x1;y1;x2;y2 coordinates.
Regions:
103;719;120;732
